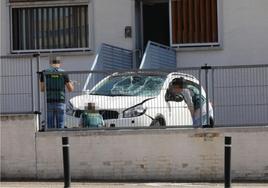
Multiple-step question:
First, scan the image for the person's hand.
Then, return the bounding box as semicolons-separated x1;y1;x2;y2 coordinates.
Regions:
71;80;79;85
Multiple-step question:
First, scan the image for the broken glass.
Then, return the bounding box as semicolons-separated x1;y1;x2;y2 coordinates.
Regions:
91;74;166;97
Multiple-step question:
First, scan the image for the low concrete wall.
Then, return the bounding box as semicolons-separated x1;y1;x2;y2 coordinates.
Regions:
0;114;37;179
1;114;268;181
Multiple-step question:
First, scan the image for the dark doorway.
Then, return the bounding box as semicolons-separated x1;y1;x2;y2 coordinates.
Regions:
142;1;170;48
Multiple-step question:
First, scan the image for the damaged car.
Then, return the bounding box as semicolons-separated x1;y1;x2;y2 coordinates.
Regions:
67;71;213;128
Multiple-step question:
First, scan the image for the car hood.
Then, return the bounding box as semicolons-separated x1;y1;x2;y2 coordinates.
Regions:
69;94;154;112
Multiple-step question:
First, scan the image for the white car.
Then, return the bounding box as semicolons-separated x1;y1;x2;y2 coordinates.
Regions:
67;71;214;128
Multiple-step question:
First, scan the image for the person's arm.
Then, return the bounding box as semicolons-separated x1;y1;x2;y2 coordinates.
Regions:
40;81;45;92
182;89;194;117
66;81;74;92
40;72;45;92
64;74;74;92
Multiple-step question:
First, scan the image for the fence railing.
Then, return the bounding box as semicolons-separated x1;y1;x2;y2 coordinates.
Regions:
0;55;36;114
38;65;268;130
211;64;268;126
1;55;267;129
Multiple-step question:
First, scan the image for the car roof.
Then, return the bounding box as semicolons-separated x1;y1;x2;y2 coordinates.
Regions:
110;71;199;84
167;72;199;84
111;71;168;77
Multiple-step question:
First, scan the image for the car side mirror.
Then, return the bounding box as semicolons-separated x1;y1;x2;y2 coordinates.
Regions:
165;89;184;102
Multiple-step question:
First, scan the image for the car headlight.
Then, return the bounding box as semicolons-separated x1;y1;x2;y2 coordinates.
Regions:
123;104;146;118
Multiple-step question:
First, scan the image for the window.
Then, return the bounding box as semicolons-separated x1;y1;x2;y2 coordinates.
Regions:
170;0;220;47
11;5;89;52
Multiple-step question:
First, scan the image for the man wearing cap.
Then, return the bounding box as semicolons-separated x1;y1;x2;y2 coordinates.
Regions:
169;77;195;118
40;56;74;129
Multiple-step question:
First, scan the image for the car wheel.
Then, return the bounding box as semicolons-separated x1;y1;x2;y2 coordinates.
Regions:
150;117;166;127
202;117;214;128
209;117;214;128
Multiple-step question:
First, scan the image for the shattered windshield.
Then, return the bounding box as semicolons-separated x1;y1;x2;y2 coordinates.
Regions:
90;74;166;96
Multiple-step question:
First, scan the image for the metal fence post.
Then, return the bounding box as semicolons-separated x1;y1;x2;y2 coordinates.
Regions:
198;69;202;126
225;136;232;188
34;53;41;113
34;53;41;130
211;68;216;125
43;72;48;131
201;64;211;127
62;137;71;188
30;57;35;112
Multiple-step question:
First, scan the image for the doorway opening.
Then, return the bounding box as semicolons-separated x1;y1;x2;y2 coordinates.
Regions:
142;0;170;48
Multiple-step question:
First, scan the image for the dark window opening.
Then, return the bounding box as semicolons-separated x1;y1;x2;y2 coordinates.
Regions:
143;2;170;48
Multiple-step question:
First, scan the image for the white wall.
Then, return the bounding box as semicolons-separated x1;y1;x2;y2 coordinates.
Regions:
0;0;10;56
177;0;268;67
1;0;134;68
1;0;268;66
93;0;134;50
1;114;268;181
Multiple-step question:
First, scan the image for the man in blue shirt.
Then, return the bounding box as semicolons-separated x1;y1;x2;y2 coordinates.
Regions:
40;56;74;129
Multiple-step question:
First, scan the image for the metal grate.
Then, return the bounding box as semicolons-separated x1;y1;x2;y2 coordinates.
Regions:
83;43;133;91
11;5;89;52
99;110;119;120
140;41;176;70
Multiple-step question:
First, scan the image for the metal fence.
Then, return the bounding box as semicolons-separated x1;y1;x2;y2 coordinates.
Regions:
38;65;268;130
211;65;268;126
0;55;36;114
1;55;267;129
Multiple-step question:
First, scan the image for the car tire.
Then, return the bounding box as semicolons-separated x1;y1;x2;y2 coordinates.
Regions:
209;117;214;128
150;117;166;127
202;117;214;128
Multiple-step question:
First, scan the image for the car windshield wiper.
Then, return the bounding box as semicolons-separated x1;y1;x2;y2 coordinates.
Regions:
109;93;133;96
90;93;132;96
90;93;109;96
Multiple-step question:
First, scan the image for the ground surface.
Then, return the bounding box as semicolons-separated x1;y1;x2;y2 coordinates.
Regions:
1;182;268;188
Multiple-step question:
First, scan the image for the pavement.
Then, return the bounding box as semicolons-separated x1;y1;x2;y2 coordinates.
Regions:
1;182;268;188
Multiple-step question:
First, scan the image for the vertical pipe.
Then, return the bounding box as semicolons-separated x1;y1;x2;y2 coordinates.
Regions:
35;54;41;113
225;136;232;188
31;57;34;112
201;64;211;127
62;137;71;188
205;65;210;126
198;68;202;126
211;68;215;125
43;72;48;131
34;54;42;130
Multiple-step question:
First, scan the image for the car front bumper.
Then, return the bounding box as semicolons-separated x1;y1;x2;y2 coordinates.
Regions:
104;114;153;128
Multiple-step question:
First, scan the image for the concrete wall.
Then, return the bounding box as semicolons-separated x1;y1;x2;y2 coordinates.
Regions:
1;114;268;181
0;114;38;179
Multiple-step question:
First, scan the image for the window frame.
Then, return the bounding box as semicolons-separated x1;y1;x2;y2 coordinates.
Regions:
168;0;223;49
10;1;93;53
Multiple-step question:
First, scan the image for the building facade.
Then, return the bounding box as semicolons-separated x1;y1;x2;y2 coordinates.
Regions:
1;0;268;117
1;0;268;68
